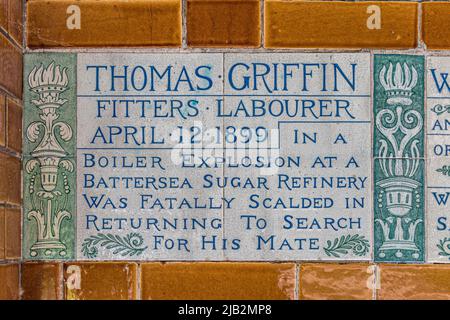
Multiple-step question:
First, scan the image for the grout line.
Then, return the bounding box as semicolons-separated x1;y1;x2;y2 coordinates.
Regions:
182;0;187;49
0;85;23;105
23;47;380;53
373;264;379;300
22;0;26;50
370;51;374;263
423;25;429;264
59;263;65;300
19;74;24;272
1;201;4;264
295;263;300;300
0;86;23;102
136;263;142;300
19;204;23;276
221;52;225;262
0;260;22;265
0;202;21;210
0;28;22;52
19;259;375;263
3;95;23;107
0;148;21;159
418;0;424;50
260;0;264;48
18;262;22;300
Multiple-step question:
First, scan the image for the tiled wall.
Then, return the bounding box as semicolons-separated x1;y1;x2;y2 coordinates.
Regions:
5;0;450;300
0;0;22;300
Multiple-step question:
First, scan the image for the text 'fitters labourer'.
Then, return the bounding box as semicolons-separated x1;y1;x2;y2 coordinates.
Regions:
85;61;359;146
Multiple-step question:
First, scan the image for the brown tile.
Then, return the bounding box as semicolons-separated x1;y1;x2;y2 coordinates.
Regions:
187;0;260;47
141;262;296;300
0;33;22;99
27;0;182;47
265;1;418;49
8;0;22;45
299;263;374;300
0;206;4;260
64;263;137;300
378;264;450;300
0;93;5;146
0;0;7;32
0;263;19;299
22;263;63;300
0;152;21;205
6;97;21;153
5;207;20;259
422;2;450;50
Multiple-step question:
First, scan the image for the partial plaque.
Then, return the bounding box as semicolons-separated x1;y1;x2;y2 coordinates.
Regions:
427;56;450;262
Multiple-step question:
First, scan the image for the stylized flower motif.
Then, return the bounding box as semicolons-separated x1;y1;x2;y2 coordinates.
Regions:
323;234;369;258
28;62;68;88
379;62;418;105
437;165;450;176
431;104;450;116
352;242;369;256
81;233;148;258
28;62;69;112
437;238;450;259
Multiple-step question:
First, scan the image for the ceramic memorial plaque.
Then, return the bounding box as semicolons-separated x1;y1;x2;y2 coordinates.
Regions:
23;52;373;261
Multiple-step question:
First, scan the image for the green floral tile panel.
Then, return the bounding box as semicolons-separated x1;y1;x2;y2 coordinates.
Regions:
373;54;424;159
374;158;425;262
373;54;425;262
22;53;77;260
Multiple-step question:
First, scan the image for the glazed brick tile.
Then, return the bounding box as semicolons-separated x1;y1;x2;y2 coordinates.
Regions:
0;206;4;260
0;263;19;299
27;0;182;48
22;263;63;300
299;264;374;300
422;2;450;50
265;1;418;49
378;264;450;300
0;152;20;205
187;0;260;47
0;93;5;147
0;32;22;98
6;97;21;153
64;263;137;300
8;0;22;45
5;207;20;259
141;263;296;300
0;0;7;32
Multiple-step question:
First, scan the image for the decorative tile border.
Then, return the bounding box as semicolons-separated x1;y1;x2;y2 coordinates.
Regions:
373;54;425;262
23;53;77;260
